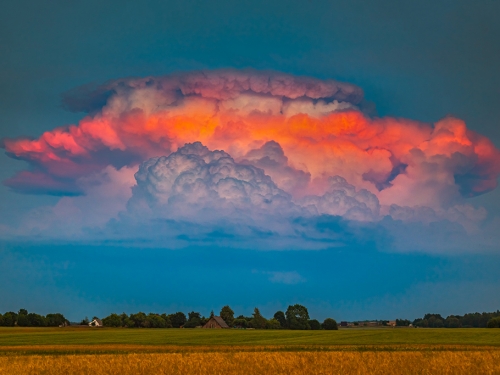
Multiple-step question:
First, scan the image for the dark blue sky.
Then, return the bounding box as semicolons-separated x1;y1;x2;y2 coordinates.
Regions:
2;242;499;321
1;0;499;321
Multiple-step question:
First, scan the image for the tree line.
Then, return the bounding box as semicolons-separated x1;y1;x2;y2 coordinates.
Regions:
0;309;68;327
5;307;498;329
395;311;500;328
100;304;339;330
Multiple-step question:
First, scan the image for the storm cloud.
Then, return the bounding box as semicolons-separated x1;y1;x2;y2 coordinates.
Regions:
1;69;499;252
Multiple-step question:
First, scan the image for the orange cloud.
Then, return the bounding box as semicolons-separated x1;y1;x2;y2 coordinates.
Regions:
3;70;499;213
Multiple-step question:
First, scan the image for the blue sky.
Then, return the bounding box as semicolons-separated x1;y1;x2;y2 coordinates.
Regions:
1;0;499;322
2;242;499;322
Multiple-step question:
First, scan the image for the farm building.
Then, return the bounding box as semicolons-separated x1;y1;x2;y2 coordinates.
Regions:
202;316;229;328
89;318;103;327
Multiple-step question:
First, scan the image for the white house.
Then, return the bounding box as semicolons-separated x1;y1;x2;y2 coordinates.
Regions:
89;318;103;327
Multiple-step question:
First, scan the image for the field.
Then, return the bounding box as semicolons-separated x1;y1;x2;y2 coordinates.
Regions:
0;328;499;374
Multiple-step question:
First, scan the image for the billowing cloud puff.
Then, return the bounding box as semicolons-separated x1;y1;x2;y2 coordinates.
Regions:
129;142;294;219
240;141;311;197
127;142;484;232
387;203;486;233
300;176;380;221
2;69;500;252
129;142;384;222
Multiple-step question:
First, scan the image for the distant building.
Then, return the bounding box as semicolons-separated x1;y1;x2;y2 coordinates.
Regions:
340;321;348;327
89;318;103;327
388;320;396;327
202;316;229;329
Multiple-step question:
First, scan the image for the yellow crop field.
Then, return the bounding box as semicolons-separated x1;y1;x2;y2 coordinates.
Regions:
1;350;499;375
1;329;499;374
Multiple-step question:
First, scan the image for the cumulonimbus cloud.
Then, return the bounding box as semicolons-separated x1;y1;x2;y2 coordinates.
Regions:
2;69;500;246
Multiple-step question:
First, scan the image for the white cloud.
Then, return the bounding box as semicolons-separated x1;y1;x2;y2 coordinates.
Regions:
129;142;297;219
266;271;306;285
299;176;380;221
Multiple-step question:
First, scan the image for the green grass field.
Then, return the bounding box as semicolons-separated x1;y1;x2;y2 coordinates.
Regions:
1;328;499;374
0;327;498;349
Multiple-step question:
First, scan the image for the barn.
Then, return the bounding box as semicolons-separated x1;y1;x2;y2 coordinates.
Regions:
202;316;229;328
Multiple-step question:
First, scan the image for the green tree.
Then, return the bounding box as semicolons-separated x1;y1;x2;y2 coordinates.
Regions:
286;304;310;330
103;313;123;327
322;318;338;330
119;313;129;327
183;320;198;328
27;313;47;327
200;316;208;326
273;311;286;328
146;313;167;328
396;319;411;327
184;311;202;328
250;308;267;329
46;313;68;327
414;318;429;328
487;317;500;328
121;314;136;328
220;306;235;327
427;315;443;328
130;312;147;328
266;318;281;329
308;319;321;330
169;312;187;328
80;316;89;325
233;318;248;328
160;314;173;328
17;313;29;327
445;316;460;328
418;314;444;328
0;314;3;326
18;309;28;316
2;312;15;327
188;311;201;321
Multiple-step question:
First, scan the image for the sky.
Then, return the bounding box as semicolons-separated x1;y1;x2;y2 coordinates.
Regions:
1;0;499;322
